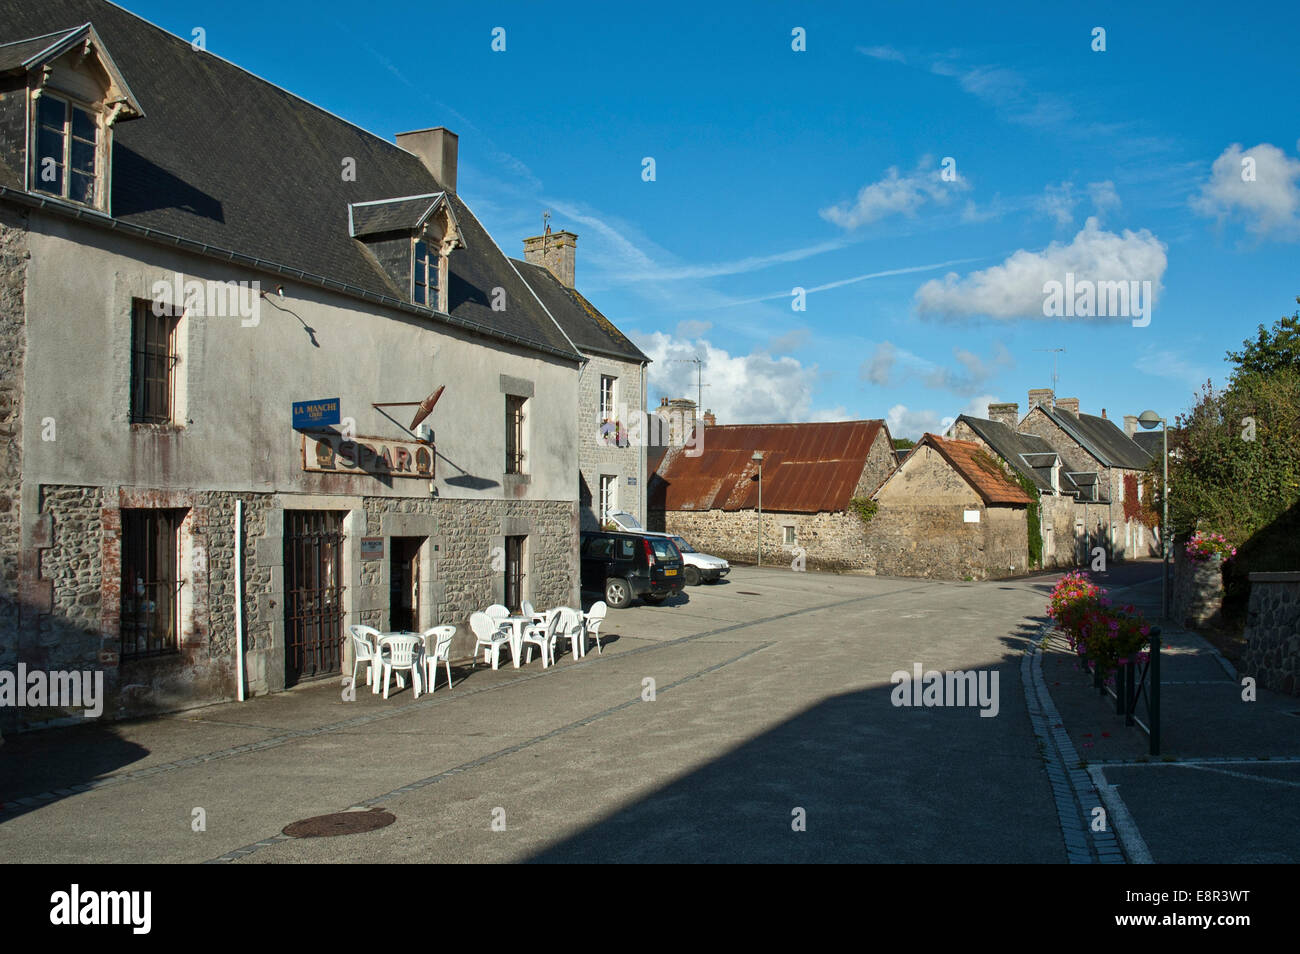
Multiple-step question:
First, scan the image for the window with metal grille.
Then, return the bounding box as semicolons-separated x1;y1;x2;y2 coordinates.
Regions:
412;239;438;307
34;93;101;206
504;535;525;613
130;299;179;424
505;394;526;474
120;509;185;659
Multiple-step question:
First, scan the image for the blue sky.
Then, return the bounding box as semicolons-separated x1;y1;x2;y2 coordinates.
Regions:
130;0;1300;436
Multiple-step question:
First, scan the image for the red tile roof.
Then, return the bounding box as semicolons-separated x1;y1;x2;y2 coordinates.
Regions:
654;420;887;513
920;433;1034;505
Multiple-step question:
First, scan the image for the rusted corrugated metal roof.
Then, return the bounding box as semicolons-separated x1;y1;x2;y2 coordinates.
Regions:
655;420;885;513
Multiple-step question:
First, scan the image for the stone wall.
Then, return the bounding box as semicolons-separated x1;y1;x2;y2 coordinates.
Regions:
0;204;26;684
1240;572;1300;696
1041;495;1078;568
1172;544;1225;626
868;503;1028;581
665;507;873;572
578;353;644;530
4;483;577;728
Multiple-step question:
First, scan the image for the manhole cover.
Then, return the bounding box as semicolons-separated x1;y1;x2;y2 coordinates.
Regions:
736;591;761;596
283;808;395;838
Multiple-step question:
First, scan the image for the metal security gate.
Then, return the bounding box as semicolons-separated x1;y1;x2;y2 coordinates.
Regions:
284;511;345;686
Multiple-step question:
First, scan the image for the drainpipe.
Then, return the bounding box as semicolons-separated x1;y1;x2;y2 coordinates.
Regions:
235;499;246;702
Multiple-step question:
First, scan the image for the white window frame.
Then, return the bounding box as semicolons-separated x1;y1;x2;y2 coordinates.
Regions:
31;90;105;209
600;375;617;421
599;475;618;525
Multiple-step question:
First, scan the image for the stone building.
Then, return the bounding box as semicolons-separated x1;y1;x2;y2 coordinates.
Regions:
1015;389;1155;562
651;420;898;571
511;230;649;530
870;433;1033;580
0;0;590;727
950;411;1079;568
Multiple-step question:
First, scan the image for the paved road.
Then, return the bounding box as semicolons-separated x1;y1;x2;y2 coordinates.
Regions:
1;567;1069;863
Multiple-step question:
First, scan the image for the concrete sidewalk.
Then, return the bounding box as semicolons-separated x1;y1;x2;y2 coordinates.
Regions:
1039;574;1300;863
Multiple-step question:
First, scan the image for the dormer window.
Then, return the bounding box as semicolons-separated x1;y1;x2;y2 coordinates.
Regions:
413;239;437;307
34;92;101;206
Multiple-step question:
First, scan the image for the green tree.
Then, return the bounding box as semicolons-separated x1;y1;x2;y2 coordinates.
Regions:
1225;296;1300;382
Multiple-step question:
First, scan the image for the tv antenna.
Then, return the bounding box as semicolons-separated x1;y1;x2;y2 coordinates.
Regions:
665;356;709;412
1035;347;1066;393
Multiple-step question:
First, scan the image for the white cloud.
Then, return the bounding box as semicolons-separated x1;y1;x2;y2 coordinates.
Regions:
768;328;810;354
913;217;1168;320
886;394;997;441
1036;182;1078;227
1191;142;1300;239
860;341;897;386
1088;180;1121;216
676;319;712;338
886;404;956;441
641;332;824;424
820;158;969;230
925;344;1014;394
858;45;907;63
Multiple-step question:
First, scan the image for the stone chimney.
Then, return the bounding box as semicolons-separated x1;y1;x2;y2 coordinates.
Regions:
522;230;578;288
988;402;1019;429
654;397;697;447
702;410;716;427
1028;388;1055;410
1123;414;1138;437
395;127;458;192
1056;397;1080;415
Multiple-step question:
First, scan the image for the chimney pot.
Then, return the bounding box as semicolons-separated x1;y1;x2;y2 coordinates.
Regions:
523;230;578;288
395;127;458;193
987;402;1019;429
1123;414;1138;437
1028;388;1056;410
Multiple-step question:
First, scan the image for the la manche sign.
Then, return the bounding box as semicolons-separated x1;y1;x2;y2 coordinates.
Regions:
293;398;434;479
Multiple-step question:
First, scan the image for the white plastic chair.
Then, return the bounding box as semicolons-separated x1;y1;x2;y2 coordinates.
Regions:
485;604;510;622
584;602;607;655
349;625;381;688
421;626;456;692
523;611;560;668
470;611;510;671
548;607;584;661
375;634;423;699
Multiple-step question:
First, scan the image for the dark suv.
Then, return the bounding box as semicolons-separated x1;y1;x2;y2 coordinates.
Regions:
580;531;684;608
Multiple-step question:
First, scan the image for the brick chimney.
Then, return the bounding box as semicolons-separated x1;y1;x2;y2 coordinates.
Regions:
1028;388;1055;410
523;230;578;288
1123;414;1138;437
395;127;458;192
1056;397;1080;415
988;402;1019;429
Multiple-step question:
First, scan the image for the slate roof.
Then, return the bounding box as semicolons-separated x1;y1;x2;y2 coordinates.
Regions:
916;434;1035;506
956;415;1061;493
0;0;581;361
0;28;79;70
349;194;444;238
511;259;648;362
653;420;886;514
1040;406;1152;471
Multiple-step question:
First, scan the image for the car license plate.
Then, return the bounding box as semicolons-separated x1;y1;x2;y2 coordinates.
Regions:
665;569;677;576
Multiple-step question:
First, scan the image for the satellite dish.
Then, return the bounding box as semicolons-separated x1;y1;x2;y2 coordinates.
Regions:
409;385;445;430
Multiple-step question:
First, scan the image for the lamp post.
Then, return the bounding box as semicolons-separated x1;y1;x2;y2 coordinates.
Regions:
752;451;764;566
1137;410;1168;620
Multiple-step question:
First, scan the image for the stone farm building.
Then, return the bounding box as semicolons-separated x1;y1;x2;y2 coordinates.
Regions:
870;433;1035;580
0;0;644;726
650;420;898;571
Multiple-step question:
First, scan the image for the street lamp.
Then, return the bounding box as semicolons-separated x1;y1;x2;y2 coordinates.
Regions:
1138;410;1168;620
752;451;764;566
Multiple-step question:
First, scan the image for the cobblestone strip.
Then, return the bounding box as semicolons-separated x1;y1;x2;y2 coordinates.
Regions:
7;584;931;821
1023;633;1126;863
204;641;775;863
